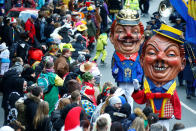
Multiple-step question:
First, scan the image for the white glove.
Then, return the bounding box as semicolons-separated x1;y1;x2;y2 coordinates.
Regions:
114;68;119;74
171;115;175;119
133;79;140;90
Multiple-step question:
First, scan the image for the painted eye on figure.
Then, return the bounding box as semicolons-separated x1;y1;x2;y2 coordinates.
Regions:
167;51;176;57
147;50;156;55
117;30;123;33
133;29;139;34
167;53;176;57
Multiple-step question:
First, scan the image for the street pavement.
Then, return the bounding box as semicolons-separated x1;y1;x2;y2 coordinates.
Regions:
1;0;196;130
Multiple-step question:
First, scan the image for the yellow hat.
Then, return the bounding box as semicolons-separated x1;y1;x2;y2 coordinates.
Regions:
153;24;184;43
63;43;75;51
81;20;87;25
87;6;94;11
77;24;87;31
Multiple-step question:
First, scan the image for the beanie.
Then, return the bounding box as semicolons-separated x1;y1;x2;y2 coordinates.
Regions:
119;96;127;105
31;15;37;21
82;72;93;82
109;96;122;106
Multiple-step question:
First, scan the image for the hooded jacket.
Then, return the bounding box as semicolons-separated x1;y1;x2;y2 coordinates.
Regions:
24;93;41;131
1;70;25;109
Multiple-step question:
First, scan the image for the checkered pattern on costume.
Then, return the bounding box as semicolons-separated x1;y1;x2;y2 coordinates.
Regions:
81;99;96;119
146;99;174;119
163;99;174;118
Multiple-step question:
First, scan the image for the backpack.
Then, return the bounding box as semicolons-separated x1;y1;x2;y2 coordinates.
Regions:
37;73;53;94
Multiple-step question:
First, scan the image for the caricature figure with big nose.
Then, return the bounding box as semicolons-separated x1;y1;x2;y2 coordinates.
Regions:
110;9;144;108
132;24;186;130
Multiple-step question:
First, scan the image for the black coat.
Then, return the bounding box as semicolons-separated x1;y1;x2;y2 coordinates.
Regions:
104;105;123;122
72;41;86;59
183;43;196;81
24;94;40;131
1;24;13;47
34;117;53;131
44;24;55;38
17;40;31;63
1;70;25;109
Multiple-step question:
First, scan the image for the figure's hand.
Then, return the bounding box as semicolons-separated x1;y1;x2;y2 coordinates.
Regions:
171;115;175;119
133;79;140;90
114;68;119;74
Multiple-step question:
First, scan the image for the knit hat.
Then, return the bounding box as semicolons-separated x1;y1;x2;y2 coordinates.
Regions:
0;42;8;51
109;96;122;106
10;17;17;24
31;15;37;21
119;96;127;105
64;106;82;131
82;72;93;82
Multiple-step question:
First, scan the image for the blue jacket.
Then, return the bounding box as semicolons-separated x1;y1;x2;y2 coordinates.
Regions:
112;52;143;83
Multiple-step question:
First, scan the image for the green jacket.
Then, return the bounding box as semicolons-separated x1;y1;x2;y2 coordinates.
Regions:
40;72;64;115
87;20;97;37
96;33;108;51
124;0;139;10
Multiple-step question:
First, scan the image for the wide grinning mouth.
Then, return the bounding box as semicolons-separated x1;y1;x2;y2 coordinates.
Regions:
153;63;168;71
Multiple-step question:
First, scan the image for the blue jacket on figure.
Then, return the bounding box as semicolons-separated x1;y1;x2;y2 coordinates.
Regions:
112;51;143;84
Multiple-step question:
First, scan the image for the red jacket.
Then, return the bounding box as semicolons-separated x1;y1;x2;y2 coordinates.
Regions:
25;19;36;43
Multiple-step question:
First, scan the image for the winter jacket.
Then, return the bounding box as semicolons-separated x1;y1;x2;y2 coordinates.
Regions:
1;24;13;47
1;70;24;109
87;19;96;37
24;93;41;131
44;24;55;39
16;40;30;63
39;72;64;115
6;92;23;124
105;105;127;122
25;19;36;43
54;56;69;78
72;40;86;59
34;117;53;131
9;62;23;74
0;49;10;63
